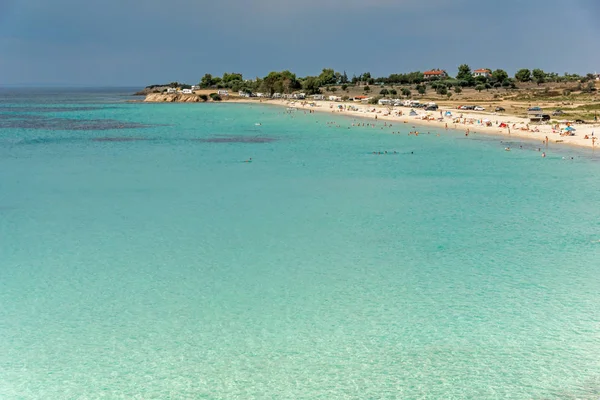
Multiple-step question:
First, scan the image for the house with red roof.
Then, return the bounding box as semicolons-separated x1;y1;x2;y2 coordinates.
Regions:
473;69;491;78
423;69;448;80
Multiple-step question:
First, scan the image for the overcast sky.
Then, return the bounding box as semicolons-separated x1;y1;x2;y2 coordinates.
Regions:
1;0;599;86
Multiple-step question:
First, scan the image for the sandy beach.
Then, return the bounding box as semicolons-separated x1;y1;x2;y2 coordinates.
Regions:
230;98;600;150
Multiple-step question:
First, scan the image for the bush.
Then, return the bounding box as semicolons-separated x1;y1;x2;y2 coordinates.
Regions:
447;92;453;99
454;87;462;94
199;94;209;102
389;89;397;95
380;88;389;96
341;84;349;91
563;89;572;96
584;81;596;93
368;96;381;104
437;87;448;95
364;85;371;92
341;95;350;101
210;93;222;101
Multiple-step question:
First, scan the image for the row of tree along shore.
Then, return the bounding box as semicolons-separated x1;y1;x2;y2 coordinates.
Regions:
143;65;598;97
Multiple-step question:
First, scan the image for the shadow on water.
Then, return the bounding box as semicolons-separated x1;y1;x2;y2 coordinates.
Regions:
0;115;152;131
0;106;115;113
10;135;280;146
194;135;279;143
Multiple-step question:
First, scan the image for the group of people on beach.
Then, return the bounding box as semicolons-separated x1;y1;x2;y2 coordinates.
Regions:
274;105;587;161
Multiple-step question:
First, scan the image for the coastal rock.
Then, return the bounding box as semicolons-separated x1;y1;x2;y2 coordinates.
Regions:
144;93;205;103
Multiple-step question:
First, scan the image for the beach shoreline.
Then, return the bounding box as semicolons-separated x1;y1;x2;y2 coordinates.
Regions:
230;98;600;149
143;93;600;149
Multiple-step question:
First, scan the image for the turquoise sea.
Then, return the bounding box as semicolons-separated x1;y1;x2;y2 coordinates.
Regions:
1;88;599;399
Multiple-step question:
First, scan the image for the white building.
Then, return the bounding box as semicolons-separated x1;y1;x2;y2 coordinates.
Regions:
272;93;282;98
473;69;491;78
182;89;193;94
328;95;342;101
423;69;448;80
191;85;199;91
217;90;229;96
166;88;177;94
313;94;325;100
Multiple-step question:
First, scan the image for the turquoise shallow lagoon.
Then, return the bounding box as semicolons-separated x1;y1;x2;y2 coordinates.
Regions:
1;89;600;399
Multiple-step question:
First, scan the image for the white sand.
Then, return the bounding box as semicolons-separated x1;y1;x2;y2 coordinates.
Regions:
235;98;600;149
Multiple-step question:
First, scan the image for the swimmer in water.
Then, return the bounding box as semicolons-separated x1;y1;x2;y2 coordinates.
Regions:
505;147;511;151
542;152;546;158
245;158;252;163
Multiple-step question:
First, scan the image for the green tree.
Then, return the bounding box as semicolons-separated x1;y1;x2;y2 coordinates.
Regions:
475;85;485;92
341;71;349;84
401;88;412;97
389;89;397;95
456;64;473;82
318;68;336;86
261;70;300;94
515;69;532;82
222;72;243;84
475;75;488;85
454;87;462;94
364;85;371;93
341;84;349;91
200;74;214;88
302;76;321;95
380;88;389;96
447;92;453;99
437;86;448;95
492;69;508;83
417;85;426;95
532;69;546;85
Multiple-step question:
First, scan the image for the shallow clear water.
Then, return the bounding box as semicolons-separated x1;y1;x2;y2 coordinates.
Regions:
1;89;600;399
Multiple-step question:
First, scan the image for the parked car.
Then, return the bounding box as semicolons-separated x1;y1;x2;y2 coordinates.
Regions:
495;107;505;112
552;109;564;115
474;106;485;111
528;106;542;112
425;105;438;111
575;119;585;124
